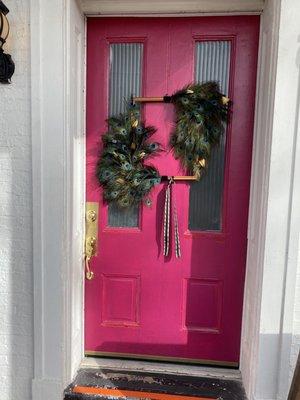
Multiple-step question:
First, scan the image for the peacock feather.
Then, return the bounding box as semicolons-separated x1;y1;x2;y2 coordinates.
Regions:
169;82;229;180
96;101;161;208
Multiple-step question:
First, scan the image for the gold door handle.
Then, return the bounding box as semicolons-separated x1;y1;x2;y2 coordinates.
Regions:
85;256;94;280
85;236;97;280
85;202;99;280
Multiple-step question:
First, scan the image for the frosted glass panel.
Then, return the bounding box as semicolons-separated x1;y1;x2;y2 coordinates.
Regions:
108;204;139;228
189;41;231;231
109;43;143;115
108;43;143;228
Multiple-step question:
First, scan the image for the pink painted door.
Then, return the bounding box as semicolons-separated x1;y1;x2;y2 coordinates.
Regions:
86;16;259;365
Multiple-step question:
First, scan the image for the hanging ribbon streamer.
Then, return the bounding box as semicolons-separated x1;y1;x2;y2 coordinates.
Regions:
163;180;171;256
163;178;181;258
173;189;181;258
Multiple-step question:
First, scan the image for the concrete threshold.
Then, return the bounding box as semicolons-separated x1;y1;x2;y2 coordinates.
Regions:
81;357;242;381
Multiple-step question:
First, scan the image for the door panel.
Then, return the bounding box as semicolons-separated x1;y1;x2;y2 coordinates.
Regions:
86;17;259;364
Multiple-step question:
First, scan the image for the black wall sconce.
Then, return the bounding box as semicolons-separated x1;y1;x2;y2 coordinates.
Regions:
0;1;14;83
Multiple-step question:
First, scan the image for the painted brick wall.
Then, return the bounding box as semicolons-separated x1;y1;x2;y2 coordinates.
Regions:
0;1;33;400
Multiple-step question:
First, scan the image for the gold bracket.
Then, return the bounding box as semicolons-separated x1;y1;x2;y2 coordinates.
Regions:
85;202;99;280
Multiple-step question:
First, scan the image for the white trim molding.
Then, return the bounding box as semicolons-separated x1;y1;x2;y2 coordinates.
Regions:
254;0;300;398
241;0;300;399
31;0;85;399
240;0;281;396
80;0;264;15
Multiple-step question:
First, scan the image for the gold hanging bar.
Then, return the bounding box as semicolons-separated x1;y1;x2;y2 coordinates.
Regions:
133;96;230;105
161;175;198;182
133;96;165;102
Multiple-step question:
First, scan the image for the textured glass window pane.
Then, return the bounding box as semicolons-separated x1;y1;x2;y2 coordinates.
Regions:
189;41;231;231
109;43;143;115
108;203;139;228
108;43;143;228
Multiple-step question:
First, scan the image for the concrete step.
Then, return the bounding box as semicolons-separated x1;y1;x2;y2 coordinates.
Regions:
64;366;247;400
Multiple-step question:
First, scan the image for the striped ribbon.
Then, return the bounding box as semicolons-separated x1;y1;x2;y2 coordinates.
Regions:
163;178;181;258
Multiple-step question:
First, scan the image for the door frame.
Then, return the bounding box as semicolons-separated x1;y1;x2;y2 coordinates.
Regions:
30;1;300;400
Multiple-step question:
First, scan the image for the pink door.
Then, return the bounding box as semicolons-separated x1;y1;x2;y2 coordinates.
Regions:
86;16;259;365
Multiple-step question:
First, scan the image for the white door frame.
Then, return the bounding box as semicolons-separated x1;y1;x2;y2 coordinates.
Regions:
30;1;300;399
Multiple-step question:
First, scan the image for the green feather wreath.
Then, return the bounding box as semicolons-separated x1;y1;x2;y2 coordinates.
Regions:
169;82;229;179
96;101;161;208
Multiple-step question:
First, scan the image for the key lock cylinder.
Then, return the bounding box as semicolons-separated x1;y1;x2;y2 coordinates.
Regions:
85;203;99;280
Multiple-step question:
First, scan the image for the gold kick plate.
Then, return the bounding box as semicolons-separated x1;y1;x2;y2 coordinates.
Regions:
85;202;99;280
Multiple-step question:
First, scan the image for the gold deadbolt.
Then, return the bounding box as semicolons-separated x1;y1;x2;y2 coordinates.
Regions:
87;210;97;222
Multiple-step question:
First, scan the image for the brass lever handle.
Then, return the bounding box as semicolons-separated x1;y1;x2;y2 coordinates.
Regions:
85;236;96;280
85;202;99;281
85;256;94;280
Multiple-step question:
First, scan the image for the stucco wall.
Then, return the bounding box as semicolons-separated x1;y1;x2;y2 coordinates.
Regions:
0;1;33;400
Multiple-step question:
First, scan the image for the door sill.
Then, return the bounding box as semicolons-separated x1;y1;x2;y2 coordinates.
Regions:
85;351;238;368
81;357;242;381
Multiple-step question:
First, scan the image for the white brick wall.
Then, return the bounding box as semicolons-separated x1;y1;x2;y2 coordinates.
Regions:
0;1;33;399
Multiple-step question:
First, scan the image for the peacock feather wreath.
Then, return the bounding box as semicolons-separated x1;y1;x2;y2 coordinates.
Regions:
96;82;229;208
168;82;230;180
96;102;161;208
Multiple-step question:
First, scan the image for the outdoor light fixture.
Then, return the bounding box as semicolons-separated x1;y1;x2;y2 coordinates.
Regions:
0;1;14;83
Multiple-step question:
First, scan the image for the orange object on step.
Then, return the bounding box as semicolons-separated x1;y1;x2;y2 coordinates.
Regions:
72;386;215;400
